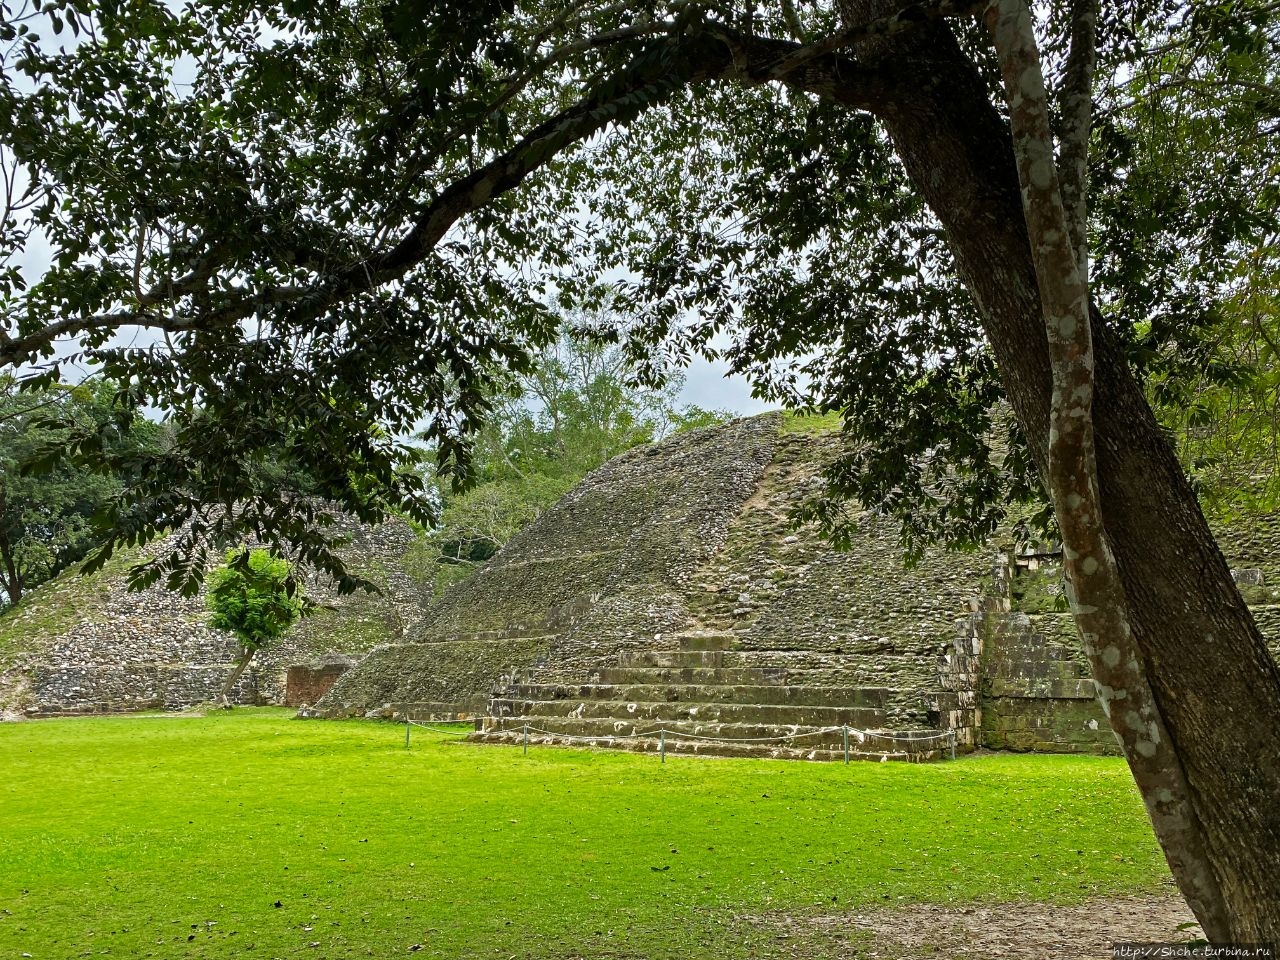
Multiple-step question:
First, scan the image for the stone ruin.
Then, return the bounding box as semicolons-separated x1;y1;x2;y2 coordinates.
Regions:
6;412;1278;758
308;413;1280;760
0;518;429;719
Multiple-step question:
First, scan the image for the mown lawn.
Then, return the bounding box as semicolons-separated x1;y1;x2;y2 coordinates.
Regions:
0;709;1170;959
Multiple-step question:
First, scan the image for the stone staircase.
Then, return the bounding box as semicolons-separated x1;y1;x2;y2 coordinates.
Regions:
470;629;957;762
466;431;968;763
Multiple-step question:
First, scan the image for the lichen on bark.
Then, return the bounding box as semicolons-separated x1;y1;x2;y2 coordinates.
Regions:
983;0;1231;937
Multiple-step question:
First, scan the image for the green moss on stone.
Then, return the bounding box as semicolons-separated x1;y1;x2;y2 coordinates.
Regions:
778;410;843;435
297;607;399;656
1010;565;1068;614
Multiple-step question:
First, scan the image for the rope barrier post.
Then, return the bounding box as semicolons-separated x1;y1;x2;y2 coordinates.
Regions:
523;724;529;756
660;729;666;764
843;725;849;764
950;728;957;762
405;720;411;750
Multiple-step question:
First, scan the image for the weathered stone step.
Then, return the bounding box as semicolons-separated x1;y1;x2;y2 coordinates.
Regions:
719;653;939;686
729;633;946;654
500;682;910;710
471;717;950;762
721;648;944;667
469;730;947;762
488;697;891;727
597;666;956;695
617;650;725;668
986;677;1094;700
593;665;785;685
344;700;481;721
675;633;735;652
469;731;943;763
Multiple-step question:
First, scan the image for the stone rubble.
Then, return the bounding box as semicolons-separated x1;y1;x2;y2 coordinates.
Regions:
0;518;429;716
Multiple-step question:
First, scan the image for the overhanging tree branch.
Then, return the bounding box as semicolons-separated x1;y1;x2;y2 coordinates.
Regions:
751;0;986;80
1;32;889;368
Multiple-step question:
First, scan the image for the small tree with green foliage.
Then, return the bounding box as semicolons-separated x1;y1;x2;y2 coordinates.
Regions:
205;549;305;706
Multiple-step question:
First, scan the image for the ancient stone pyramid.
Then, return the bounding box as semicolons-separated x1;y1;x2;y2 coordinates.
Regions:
0;519;428;719
316;415;983;759
314;412;1280;761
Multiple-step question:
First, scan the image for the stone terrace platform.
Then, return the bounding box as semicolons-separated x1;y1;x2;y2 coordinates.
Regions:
471;629;958;762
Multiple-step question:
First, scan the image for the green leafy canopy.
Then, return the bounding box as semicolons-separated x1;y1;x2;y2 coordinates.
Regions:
0;373;164;608
205;547;305;651
0;0;1276;574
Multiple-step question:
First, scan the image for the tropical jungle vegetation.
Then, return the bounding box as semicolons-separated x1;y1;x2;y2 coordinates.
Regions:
0;374;163;609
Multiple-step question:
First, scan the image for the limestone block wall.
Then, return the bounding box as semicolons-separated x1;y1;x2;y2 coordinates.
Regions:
0;518;429;717
979;517;1280;754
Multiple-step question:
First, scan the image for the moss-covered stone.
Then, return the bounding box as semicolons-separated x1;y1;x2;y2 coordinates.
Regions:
980;696;1114;754
313;636;552;718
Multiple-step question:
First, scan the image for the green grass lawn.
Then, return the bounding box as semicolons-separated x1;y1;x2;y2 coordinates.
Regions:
0;710;1170;959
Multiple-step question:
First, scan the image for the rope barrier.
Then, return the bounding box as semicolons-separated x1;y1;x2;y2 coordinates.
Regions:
406;719;472;734
402;718;473;747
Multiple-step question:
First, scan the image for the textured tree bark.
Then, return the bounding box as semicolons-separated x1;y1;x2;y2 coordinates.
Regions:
0;488;21;606
219;648;255;707
832;0;1280;939
986;0;1229;935
0;533;20;607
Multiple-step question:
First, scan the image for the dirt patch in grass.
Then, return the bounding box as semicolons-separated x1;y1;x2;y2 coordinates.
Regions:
741;892;1200;959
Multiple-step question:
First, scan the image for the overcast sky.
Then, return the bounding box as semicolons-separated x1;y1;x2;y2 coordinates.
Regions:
679;356;772;417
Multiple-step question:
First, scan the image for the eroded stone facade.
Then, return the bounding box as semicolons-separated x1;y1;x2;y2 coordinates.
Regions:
315;415;1280;759
0;519;429;717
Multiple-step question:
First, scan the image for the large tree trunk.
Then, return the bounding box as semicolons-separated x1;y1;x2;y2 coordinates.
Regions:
986;0;1228;935
834;0;1280;939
